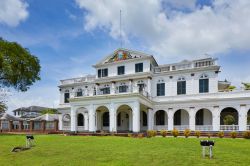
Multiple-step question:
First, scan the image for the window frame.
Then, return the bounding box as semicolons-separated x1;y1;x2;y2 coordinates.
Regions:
117;66;125;75
135;63;143;73
157;83;165;96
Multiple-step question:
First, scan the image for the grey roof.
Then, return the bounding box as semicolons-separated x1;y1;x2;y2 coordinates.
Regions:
31;113;59;121
12;106;51;113
0;113;22;121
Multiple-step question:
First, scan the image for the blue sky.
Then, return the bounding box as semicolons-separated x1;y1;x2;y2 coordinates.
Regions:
0;0;250;112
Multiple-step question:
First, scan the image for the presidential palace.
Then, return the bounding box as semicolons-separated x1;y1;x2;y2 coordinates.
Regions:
57;48;250;133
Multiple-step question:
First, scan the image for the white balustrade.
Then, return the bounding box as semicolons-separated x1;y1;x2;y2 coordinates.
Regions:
195;125;213;131
174;125;189;131
220;125;239;131
153;125;168;131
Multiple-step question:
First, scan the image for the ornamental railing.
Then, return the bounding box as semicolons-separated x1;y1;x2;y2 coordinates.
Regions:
174;125;189;131
220;125;239;131
153;125;168;131
195;125;213;131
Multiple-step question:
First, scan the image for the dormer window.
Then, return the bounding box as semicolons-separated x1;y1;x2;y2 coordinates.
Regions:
117;66;125;75
135;63;143;73
199;74;209;93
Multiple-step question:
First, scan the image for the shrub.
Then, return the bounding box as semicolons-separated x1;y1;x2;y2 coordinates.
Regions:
128;133;133;138
230;131;237;139
137;133;144;138
160;130;168;137
195;131;201;138
172;129;179;138
147;130;157;138
218;131;224;138
184;129;191;138
207;133;211;138
243;131;250;139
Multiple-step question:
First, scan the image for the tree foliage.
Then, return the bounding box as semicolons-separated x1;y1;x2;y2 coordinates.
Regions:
41;108;58;115
0;38;41;91
223;115;236;125
0;101;7;113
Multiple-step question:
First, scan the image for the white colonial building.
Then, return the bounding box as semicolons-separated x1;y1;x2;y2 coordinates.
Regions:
58;48;250;133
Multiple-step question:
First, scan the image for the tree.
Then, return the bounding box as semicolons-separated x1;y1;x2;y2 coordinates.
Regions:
41;108;58;115
223;115;236;125
0;101;7;113
0;38;41;92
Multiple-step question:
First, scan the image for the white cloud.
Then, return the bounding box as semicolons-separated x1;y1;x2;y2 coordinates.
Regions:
75;0;250;61
0;0;29;27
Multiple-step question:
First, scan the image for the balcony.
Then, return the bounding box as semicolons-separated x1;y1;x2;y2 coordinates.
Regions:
195;125;213;131
60;75;95;86
72;86;151;100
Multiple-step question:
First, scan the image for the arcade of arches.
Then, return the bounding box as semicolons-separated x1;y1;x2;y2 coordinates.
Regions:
62;105;250;132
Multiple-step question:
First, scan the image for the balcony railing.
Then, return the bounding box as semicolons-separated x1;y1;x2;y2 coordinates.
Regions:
154;125;168;131
195;125;213;131
174;125;189;131
220;125;239;131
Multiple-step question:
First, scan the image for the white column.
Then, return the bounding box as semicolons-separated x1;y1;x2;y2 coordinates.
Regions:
132;101;140;132
239;104;247;131
111;82;115;95
147;109;153;130
147;78;151;95
168;109;174;130
129;80;132;92
109;103;117;132
88;104;96;132
70;107;76;132
84;113;89;131
95;85;99;95
58;114;63;130
189;107;195;130
212;106;220;131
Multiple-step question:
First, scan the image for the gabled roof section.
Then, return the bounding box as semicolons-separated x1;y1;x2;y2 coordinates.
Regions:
93;48;158;67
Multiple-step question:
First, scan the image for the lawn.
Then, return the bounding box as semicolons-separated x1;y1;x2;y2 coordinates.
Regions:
0;135;250;166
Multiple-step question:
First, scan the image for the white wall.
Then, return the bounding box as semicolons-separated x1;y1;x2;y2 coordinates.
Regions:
96;59;151;77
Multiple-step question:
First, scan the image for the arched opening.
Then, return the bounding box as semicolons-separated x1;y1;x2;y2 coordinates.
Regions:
140;111;148;131
96;106;109;131
195;109;212;131
247;110;250;130
154;110;168;130
220;107;239;131
102;112;109;127
117;105;132;132
62;114;71;130
77;113;84;126
174;109;189;130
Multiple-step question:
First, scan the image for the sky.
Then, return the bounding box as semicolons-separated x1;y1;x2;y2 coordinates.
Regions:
0;0;250;113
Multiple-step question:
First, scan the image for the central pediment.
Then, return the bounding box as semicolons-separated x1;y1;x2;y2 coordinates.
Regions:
94;48;153;67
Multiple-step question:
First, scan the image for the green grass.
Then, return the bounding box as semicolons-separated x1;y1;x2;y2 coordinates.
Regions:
0;135;250;166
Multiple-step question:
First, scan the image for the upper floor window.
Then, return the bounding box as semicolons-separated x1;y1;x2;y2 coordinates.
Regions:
119;85;128;93
76;88;83;97
100;87;110;95
177;77;186;95
199;74;209;93
98;68;108;78
64;90;70;103
135;63;143;73
157;79;165;96
117;66;125;75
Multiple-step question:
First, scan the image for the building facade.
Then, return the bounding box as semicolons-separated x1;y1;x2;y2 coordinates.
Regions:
58;48;250;133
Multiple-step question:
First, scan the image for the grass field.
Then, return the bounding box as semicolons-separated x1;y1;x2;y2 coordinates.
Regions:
0;135;250;166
